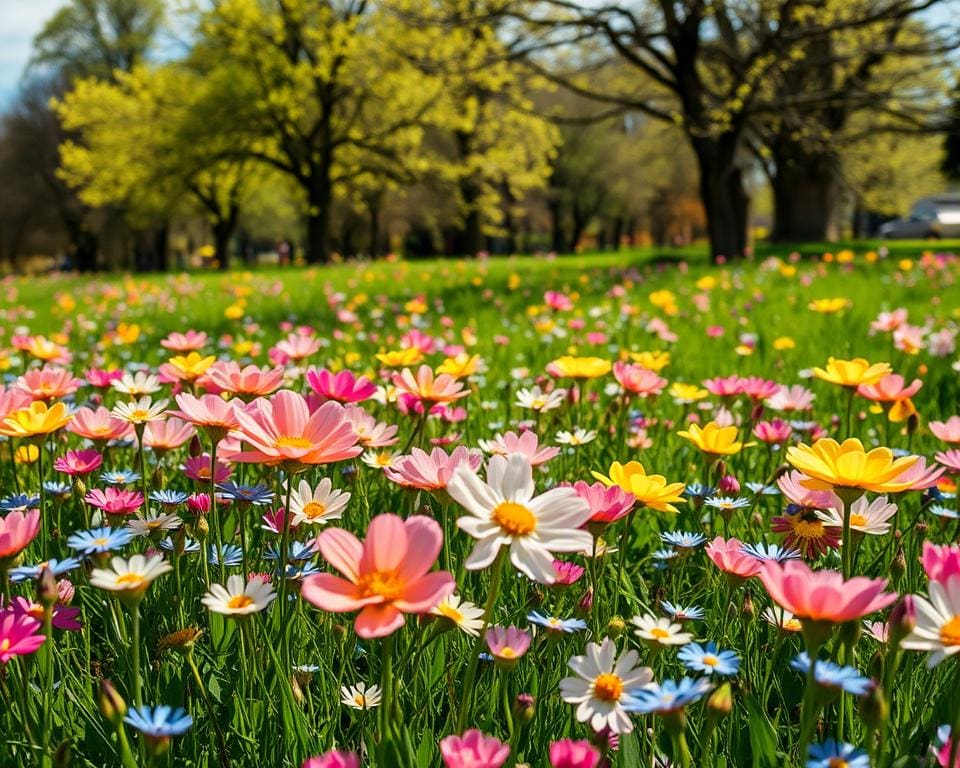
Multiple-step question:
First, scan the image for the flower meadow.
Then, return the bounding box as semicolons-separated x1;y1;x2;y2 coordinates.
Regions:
1;250;960;768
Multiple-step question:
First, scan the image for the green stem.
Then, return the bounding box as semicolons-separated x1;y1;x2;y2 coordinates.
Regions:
380;633;396;743
130;602;142;709
40;609;54;768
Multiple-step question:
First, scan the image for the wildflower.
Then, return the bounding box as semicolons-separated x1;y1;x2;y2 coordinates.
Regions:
660;531;706;550
160;330;208;351
515;386;566;412
613;362;667;397
202;575;277;616
430;595;485;636
546;356;611;379
0;613;46;662
15;366;82;400
90;554;172;601
67;406;132;442
436;353;484;379
393;365;469;405
485;626;531;665
301;514;454;639
931;416;960;444
123;704;193;738
286;478;350;526
661;602;705;621
112;371;162;396
0;400;73;438
306;368;377;404
753;419;792;444
592;461;685;513
921;542;960;583
766;385;815;412
786;438;918;493
549;739;601;768
101;470;141;486
478;430;559;466
669;382;708;404
340;682;382;710
384;446;482;491
202;362;285;398
678;642;740;676
54;449;103;476
739;542;802;562
6;596;81;631
704;537;762;580
439;730;509;768
159;352;216;383
812;357;891;388
302;752;359;768
901;575;960;667
559;637;653;733
342;405;398;447
67;526;135;555
622;677;712;715
173;393;239;441
806;740;870;768
556;428;597;446
0;508;40;561
704;496;751;513
816;495;897;536
677;422;746;457
111;397;169;425
789;653;873;695
183;456;232;484
84;488;144;516
446;453;592;584
127;513;182;538
209;544;244;568
552;560;586;585
632;614;692;647
528;612;588;634
567;481;635;526
10;558;81;583
762;607;802;633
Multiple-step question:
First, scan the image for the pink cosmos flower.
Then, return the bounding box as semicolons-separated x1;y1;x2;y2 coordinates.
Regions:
613;362;667;397
753;419;792;444
301;514;454;639
15;366;84;401
6;596;82;631
182;455;232;484
703;375;745;397
306;368;377;404
931;416;960;445
343;406;399;447
765;384;815;412
564;480;635;525
84;488;144;516
232;391;361;467
893;324;926;355
393;366;469;405
0;387;35;422
485;626;531;664
440;730;510;768
552;560;586;586
201;362;285;399
67;406;133;443
893;457;945;491
160;330;208;352
922;542;960;584
870;308;908;334
549;739;601;768
857;373;922;403
0;509;40;560
143;417;196;453
0;613;45;663
545;291;574;311
935;450;960;474
477;431;559;466
384;446;482;491
704;537;762;580
53;449;103;477
777;471;840;509
174;393;239;440
401;329;437;354
758;560;897;624
301;752;359;768
84;368;124;389
270;333;322;365
741;377;781;401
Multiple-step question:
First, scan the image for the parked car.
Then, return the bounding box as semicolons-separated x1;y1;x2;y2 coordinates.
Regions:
878;194;960;239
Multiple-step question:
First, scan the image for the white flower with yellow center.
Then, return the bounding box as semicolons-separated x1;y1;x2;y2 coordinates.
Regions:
201;575;276;617
90;554;172;600
631;614;693;647
113;371;162;396
902;575;960;667
559;637;653;734
556;428;597;447
816;495;898;536
515;386;566;413
361;449;397;469
430;594;485;636
111;397;169;425
126;513;182;538
340;682;382;710
762;607;803;633
286;478;350;527
447;453;592;584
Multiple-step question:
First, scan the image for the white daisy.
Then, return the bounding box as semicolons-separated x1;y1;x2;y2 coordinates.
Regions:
126;512;182;537
902;575;960;667
201;575;276;616
761;606;803;633
816;495;898;536
556;428;597;447
430;595;485;636
286;478;350;526
340;682;382;710
112;371;162;396
90;554;172;599
515;386;566;412
559;637;653;734
447;453;592;584
361;449;396;469
111;397;169;425
631;614;693;647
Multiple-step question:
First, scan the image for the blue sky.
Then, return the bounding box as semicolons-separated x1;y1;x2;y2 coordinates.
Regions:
1;0;64;105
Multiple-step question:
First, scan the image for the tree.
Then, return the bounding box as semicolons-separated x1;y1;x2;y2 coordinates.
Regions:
943;81;960;180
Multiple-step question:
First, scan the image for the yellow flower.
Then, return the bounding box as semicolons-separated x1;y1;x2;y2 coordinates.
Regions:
224;303;245;320
592;461;685;513
508;273;521;290
547;356;612;379
592;461;648;491
1;401;73;438
786;438;918;493
376;348;424;367
812;357;891;388
898;259;913;271
404;297;427;314
888;398;918;424
436;353;482;379
167;352;216;381
773;337;796;351
696;276;716;291
23;336;65;362
677;422;746;457
15;445;39;464
669;383;708;404
649;290;678;315
836;250;855;264
808;298;850;314
115;323;141;344
629;351;670;371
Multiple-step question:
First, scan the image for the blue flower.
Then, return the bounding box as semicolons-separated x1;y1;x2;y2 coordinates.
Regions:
683;484;715;500
789;653;873;696
660;531;706;549
745;482;780;495
10;557;82;583
265;541;318;562
704;496;751;511
678;642;740;677
527;611;587;634
806;739;870;768
281;562;322;580
740;542;802;562
623;677;713;714
68;527;135;554
0;493;40;511
216;482;274;505
123;705;193;738
930;504;959;520
161;536;200;554
661;601;704;621
208;544;244;567
43;481;73;498
101;470;141;486
150;490;190;507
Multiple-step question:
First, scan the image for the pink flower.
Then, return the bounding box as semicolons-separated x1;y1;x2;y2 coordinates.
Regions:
301;751;359;768
478;431;559;466
67;406;133;443
870;308;907;334
857;373;923;403
765;384;815;412
84;488;144;516
893;457;945;491
301;514;454;639
440;730;510;768
565;481;635;525
270;332;322;364
306;368;377;404
0;612;45;663
0;387;35;421
753;419;792;444
143;417;196;453
552;560;585;586
384;446;482;491
931;416;960;445
15;366;84;401
704;537;762;579
53;449;103;477
777;471;840;509
182;455;232;484
758;560;897;624
173;393;239;440
545;291;574;311
6;596;82;631
343;406;398;447
741;377;781;401
485;626;531;664
935;449;960;474
233;391;361;467
84;368;123;389
160;330;208;352
703;375;745;397
201;362;285;399
921;542;960;584
402;329;437;354
613;362;667;397
549;739;601;768
0;509;40;560
393;366;469;405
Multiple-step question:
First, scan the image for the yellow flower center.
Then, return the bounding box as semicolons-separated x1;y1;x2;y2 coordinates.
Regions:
438;604;464;623
491;501;537;536
827;759;849;768
128;409;149;422
115;573;146;589
849;514;868;527
92;538;110;547
354;695;366;707
650;627;670;639
792;519;825;539
275;436;313;450
356;570;404;601
0;639;10;652
531;398;545;409
227;595;255;610
940;615;960;647
302;501;326;520
27;605;44;620
375;453;393;466
499;647;517;658
703;654;719;667
785;619;803;632
593;673;624;702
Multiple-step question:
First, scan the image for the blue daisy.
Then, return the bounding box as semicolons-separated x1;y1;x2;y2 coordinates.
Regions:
217;482;275;505
678;642;740;676
10;557;82;583
527;611;587;634
67;526;135;554
661;601;705;621
704;496;751;511
740;542;802;562
660;531;706;549
101;469;141;486
806;739;870;768
789;653;873;696
150;489;190;507
622;677;713;714
0;493;40;512
123;705;193;738
208;544;244;567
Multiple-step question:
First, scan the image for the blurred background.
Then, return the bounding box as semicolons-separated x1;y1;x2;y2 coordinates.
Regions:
1;0;960;272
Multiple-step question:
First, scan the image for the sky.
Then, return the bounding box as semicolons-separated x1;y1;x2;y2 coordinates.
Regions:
1;0;64;105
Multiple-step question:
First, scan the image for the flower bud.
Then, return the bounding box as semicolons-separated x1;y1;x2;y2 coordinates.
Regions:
891;547;906;582
194;516;209;540
73;477;86;496
707;682;733;720
189;435;202;458
57;579;75;605
741;590;755;620
577;587;593;614
606;616;626;640
718;475;740;495
859;684;888;731
98;680;127;726
37;565;58;608
838;619;861;650
513;693;535;723
889;595;916;645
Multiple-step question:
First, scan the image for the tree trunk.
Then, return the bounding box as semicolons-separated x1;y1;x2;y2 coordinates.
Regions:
693;140;748;262
771;150;836;242
548;200;564;253
368;196;381;257
456;178;484;256
213;222;232;271
305;171;332;264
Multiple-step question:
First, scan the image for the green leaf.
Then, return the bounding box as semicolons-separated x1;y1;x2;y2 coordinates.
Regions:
743;694;779;768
